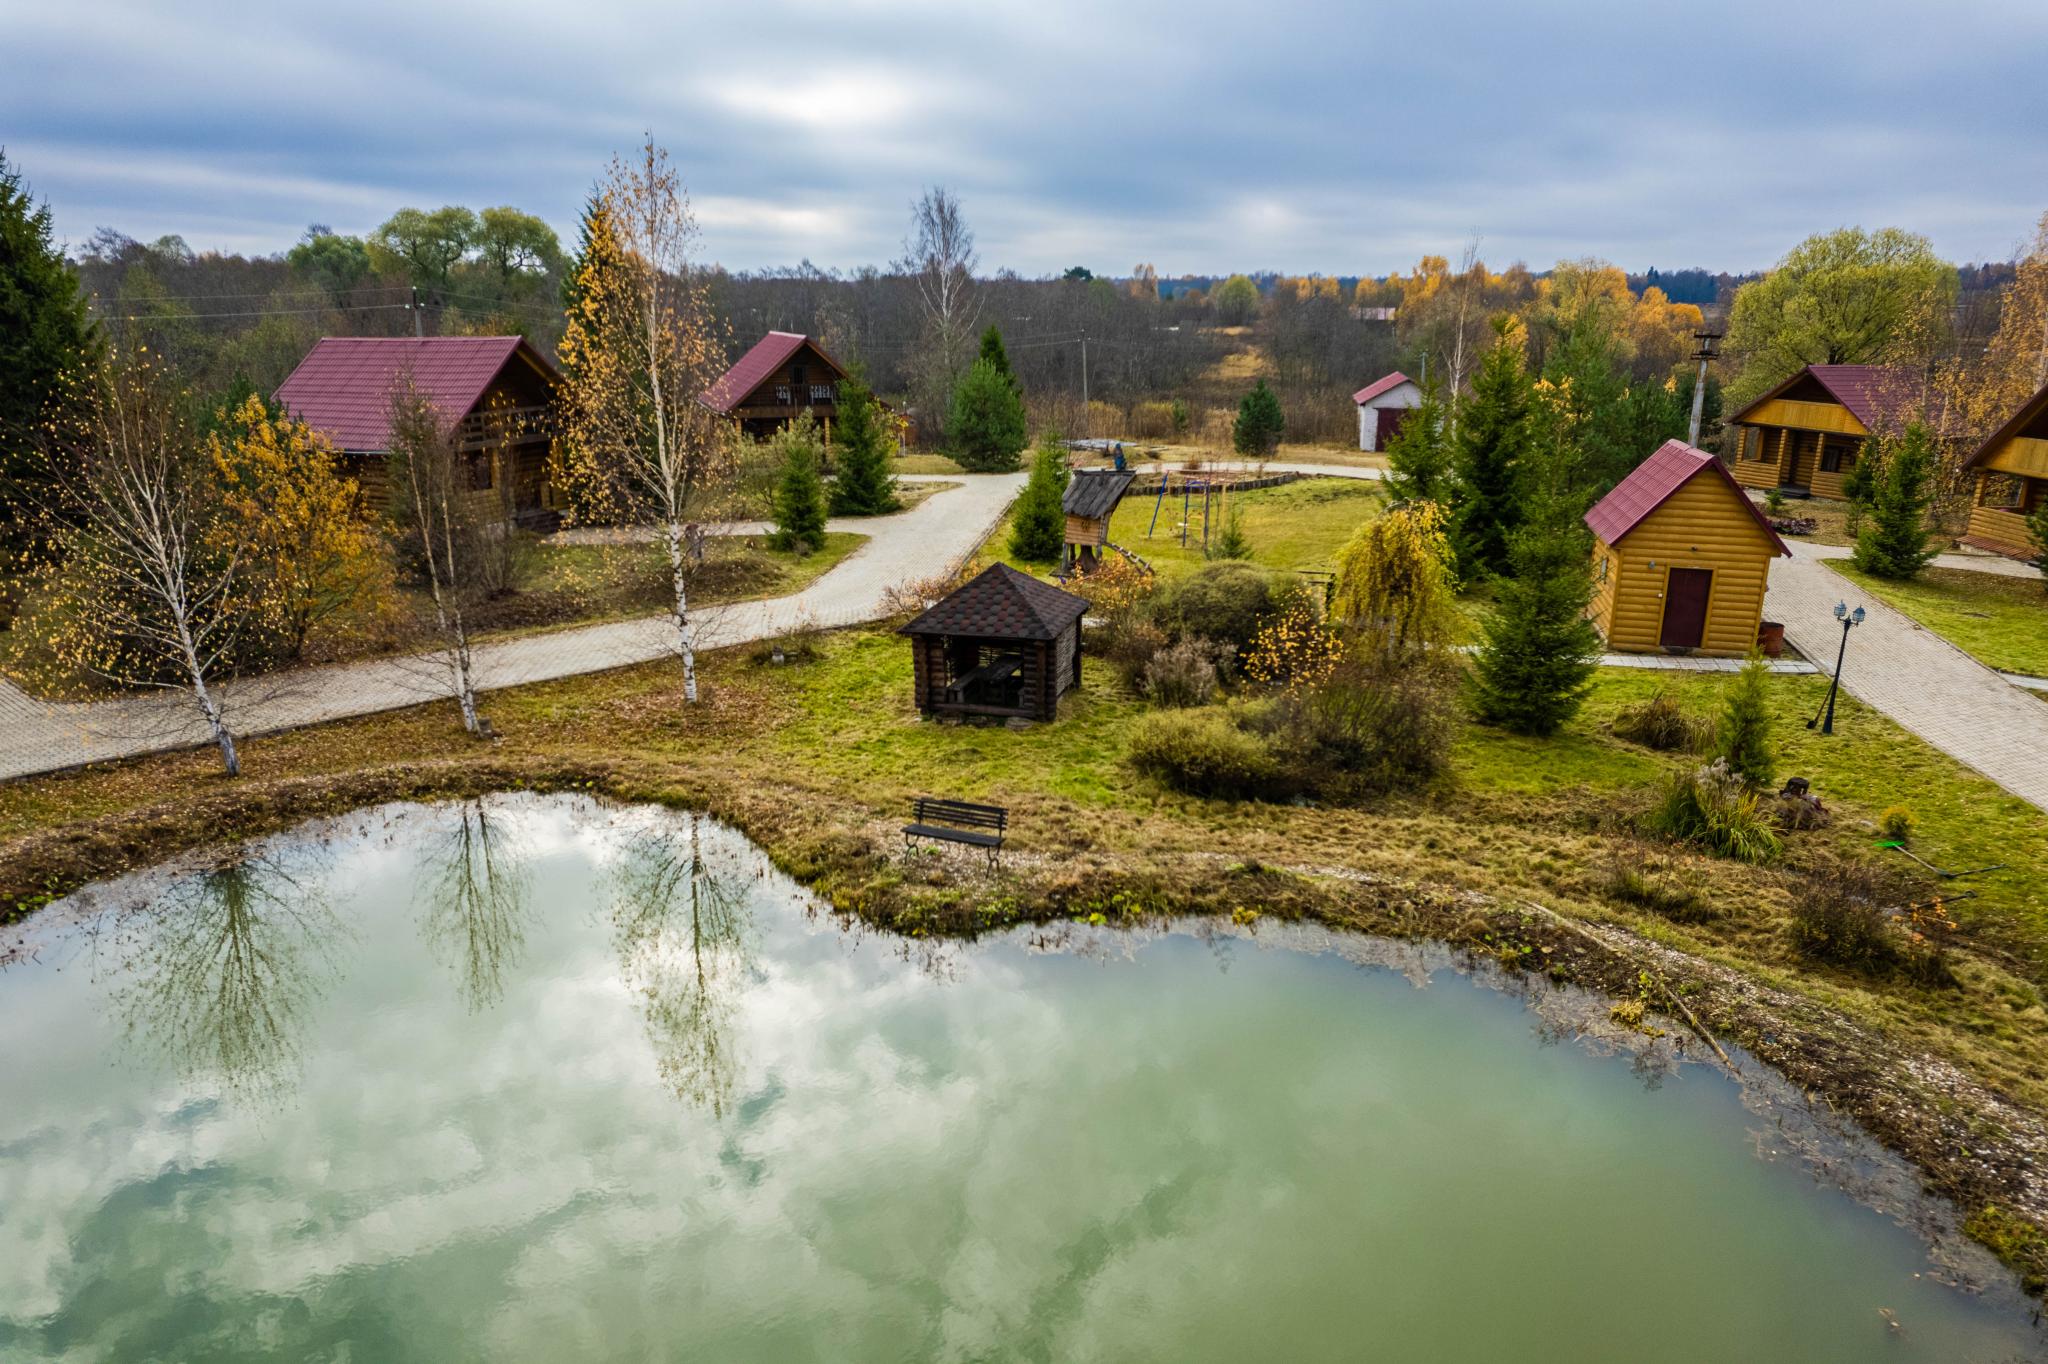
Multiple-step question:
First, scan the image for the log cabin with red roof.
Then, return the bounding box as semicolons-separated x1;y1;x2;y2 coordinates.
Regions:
703;331;863;441
273;335;562;527
1725;364;1923;500
1585;440;1791;656
1960;380;2048;560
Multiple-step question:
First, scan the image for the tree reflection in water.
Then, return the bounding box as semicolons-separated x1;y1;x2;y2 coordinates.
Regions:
109;851;349;1105
415;800;533;1014
607;813;755;1117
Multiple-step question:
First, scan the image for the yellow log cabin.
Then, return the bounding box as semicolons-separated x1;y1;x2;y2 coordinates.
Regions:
1726;364;1922;500
1585;439;1791;656
1961;379;2048;560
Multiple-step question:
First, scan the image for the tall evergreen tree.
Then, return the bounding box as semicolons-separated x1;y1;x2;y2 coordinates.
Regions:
768;415;828;554
827;377;898;515
1450;320;1533;578
1233;378;1284;456
1008;438;1068;563
978;325;1017;389
1716;652;1776;787
948;357;1027;471
1851;421;1938;579
1470;489;1602;736
1;150;101;543
1542;315;1633;494
1382;384;1453;506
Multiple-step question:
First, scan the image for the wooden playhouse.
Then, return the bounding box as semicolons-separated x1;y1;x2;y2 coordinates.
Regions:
1585;440;1791;656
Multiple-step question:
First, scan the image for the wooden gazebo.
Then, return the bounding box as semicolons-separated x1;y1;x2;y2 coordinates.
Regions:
1061;469;1135;573
900;564;1089;722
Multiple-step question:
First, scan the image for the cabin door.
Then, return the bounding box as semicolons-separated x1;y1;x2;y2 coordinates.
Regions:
1371;407;1408;453
1659;568;1713;649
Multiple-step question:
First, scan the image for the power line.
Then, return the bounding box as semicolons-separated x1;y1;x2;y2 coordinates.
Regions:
102;301;419;321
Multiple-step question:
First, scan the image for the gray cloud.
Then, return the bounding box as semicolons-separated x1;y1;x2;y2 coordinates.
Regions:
4;0;2042;275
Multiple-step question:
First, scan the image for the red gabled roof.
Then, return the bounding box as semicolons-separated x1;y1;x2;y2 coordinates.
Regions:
703;331;858;413
1351;371;1415;406
1728;364;1923;433
1585;439;1790;556
273;336;555;452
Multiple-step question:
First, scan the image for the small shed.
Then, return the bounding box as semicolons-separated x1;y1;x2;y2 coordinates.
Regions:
1061;469;1135;572
900;564;1089;722
1352;372;1422;452
1585;440;1791;656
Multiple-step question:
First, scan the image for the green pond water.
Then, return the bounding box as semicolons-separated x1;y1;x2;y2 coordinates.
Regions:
0;794;2040;1362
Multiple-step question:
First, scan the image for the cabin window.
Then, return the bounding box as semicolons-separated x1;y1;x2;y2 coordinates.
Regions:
465;450;495;491
791;364;808;389
1981;473;2025;510
1819;438;1849;473
1595;553;1609;584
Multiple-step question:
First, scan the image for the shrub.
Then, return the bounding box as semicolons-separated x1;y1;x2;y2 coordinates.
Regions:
1129;400;1178;440
1128;708;1280;798
1763;487;1786;517
1648;759;1783;864
1246;652;1460;797
1141;637;1224;708
1604;853;1712;922
1787;870;1895;969
1099;614;1167;692
1612;689;1714;752
1148;560;1294;661
1207;504;1251;560
1877;805;1916;842
1715;652;1775;787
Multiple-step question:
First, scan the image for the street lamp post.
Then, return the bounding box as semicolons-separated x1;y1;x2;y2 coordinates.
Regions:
1808;601;1865;735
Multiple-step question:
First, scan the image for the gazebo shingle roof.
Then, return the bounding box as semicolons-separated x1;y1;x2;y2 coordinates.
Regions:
898;563;1089;641
1062;469;1134;520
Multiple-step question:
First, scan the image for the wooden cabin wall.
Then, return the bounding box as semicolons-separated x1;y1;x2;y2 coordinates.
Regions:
1064;513;1110;547
1599;478;1778;656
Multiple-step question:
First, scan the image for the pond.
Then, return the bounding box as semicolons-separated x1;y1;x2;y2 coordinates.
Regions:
0;794;2040;1362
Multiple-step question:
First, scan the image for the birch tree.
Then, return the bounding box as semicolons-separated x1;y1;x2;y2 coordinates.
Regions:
900;186;981;436
21;354;251;774
553;141;732;702
387;377;491;734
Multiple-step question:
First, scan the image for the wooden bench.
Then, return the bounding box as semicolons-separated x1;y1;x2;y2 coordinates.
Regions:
903;797;1008;869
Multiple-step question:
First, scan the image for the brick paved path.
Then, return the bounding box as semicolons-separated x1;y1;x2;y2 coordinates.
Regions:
0;473;1025;782
1765;545;2048;811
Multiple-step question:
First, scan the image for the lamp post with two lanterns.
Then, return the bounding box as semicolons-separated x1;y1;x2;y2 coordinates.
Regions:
1808;601;1865;736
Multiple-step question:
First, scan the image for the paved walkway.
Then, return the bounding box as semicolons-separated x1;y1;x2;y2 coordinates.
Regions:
1765;544;2048;811
0;473;1025;781
1789;539;2044;582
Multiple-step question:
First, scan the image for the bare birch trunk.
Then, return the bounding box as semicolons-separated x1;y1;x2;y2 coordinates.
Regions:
663;518;699;702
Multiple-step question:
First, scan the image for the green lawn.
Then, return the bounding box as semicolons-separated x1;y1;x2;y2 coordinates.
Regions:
1825;561;2048;676
989;476;1383;579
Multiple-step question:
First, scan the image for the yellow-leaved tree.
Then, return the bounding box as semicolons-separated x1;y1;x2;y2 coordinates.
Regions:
1331;499;1460;664
553;141;733;703
208;394;392;663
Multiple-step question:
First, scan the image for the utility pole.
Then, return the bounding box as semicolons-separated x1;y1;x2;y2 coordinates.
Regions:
1080;331;1089;437
1687;328;1722;446
411;286;424;339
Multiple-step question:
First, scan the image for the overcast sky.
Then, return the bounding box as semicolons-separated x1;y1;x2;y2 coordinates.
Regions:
5;0;2044;278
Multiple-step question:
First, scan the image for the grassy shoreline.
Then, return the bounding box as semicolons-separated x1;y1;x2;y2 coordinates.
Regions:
3;626;2047;1295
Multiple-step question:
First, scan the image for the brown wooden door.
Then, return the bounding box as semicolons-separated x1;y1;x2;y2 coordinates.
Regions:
1374;407;1409;451
1659;568;1713;649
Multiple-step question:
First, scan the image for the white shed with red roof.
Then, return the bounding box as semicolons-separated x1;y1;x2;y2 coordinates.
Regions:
1351;371;1421;452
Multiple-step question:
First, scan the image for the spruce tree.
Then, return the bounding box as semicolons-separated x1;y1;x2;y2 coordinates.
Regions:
1851;421;1937;579
978;325;1017;390
1471;495;1602;736
1716;652;1776;787
827;377;898;515
768;416;828;554
1543;316;1633;494
1008;438;1067;563
1451;321;1533;578
1382;386;1452;506
948;358;1028;472
1233;378;1284;456
1208;503;1252;560
1;150;101;542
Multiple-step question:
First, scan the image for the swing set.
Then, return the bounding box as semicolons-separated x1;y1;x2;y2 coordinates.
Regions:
1145;475;1234;552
